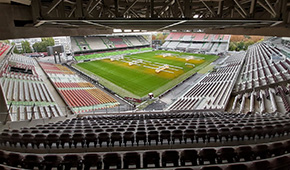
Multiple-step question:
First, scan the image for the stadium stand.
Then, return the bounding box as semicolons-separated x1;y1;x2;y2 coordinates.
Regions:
228;39;290;114
71;35;150;53
39;62;120;113
1;36;290;169
74;47;153;61
168;52;244;111
162;32;230;54
1;111;290;169
0;54;63;121
85;36;108;50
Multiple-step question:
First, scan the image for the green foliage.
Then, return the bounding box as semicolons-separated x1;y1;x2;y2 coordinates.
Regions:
13;47;20;54
229;40;255;51
21;41;32;53
33;37;55;52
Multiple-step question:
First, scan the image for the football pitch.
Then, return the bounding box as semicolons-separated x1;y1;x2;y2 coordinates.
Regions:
76;50;219;98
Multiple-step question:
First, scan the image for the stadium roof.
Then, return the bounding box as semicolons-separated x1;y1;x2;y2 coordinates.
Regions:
0;0;289;39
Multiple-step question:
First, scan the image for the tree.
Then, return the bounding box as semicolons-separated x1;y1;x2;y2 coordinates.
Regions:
229;42;237;51
33;37;55;52
11;42;21;54
21;41;32;53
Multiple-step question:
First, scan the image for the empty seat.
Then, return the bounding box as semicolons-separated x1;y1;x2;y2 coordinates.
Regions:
72;133;85;148
111;132;122;147
62;154;82;170
236;146;254;161
59;133;72;148
136;131;147;146
269;142;285;156
0;151;7;164
22;155;43;169
143;151;160;168
162;150;179;167
123;152;141;169
103;153;121;169
184;129;195;143
148;131;159;145
180;149;198;166
7;153;24;167
172;130;183;144
98;132;110;147
217;147;236;163
253;144;269;159
123;131;134;146
42;155;63;170
83;153;102;170
199;148;217;165
20;134;34;148
47;134;59;148
85;133;97;147
160;130;171;145
9;133;22;147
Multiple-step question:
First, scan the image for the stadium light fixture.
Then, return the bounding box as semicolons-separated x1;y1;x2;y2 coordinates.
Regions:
193;14;199;18
124;29;132;32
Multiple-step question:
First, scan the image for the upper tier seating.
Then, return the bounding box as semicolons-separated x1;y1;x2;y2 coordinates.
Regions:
71;35;148;52
162;33;230;53
85;37;108;50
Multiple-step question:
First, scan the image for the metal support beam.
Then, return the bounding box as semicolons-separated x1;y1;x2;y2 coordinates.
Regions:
114;0;120;17
82;20;114;29
217;0;223;17
31;0;42;22
281;0;288;23
233;0;247;17
75;0;83;18
156;20;187;31
150;0;155;18
257;0;275;17
158;0;175;16
176;0;184;18
234;7;246;18
184;0;191;18
68;6;76;18
200;0;216;17
249;0;257;17
88;0;102;14
46;0;62;15
58;0;65;18
264;0;277;17
123;0;139;16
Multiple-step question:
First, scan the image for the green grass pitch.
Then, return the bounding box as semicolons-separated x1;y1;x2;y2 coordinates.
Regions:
76;50;219;98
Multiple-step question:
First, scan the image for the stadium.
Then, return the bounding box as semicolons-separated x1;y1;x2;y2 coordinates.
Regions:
0;0;289;170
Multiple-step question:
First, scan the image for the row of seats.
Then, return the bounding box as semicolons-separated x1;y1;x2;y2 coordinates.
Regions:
2;112;290;148
0;54;63;122
230;40;290;114
71;35;149;52
0;139;289;169
39;62;120;113
169;53;244;110
1;124;290;148
165;33;230;42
